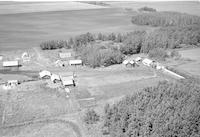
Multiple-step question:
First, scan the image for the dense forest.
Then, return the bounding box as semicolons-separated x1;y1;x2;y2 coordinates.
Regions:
102;80;200;137
132;11;200;27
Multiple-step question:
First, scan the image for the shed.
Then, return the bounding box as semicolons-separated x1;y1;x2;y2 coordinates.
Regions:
142;58;154;66
135;57;142;62
3;61;19;67
59;52;72;59
61;76;75;87
55;60;64;67
51;74;61;83
39;70;51;79
7;80;19;86
69;60;82;66
21;52;30;62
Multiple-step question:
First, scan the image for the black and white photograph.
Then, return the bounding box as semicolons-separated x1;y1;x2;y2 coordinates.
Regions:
0;0;200;136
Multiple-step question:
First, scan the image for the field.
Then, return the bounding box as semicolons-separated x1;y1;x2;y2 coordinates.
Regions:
106;1;200;16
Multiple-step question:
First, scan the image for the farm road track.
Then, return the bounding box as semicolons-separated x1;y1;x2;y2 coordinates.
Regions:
0;112;83;137
33;47;50;68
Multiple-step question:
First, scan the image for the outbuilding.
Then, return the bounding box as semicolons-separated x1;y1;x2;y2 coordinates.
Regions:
51;74;61;83
123;60;137;67
3;61;19;67
59;52;72;59
39;70;51;79
142;58;154;67
61;76;75;87
69;60;82;66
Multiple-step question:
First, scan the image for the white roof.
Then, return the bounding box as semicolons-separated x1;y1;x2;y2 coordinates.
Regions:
69;60;82;65
142;58;153;65
3;61;19;67
123;60;129;65
59;52;71;58
39;70;51;78
135;57;142;61
61;76;74;86
51;74;61;82
7;80;18;84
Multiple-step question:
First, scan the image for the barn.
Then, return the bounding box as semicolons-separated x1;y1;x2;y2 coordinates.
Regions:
59;52;72;59
39;70;51;79
61;76;75;87
3;60;19;67
69;60;82;66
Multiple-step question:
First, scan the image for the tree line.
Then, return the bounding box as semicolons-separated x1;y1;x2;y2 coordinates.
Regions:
132;11;200;27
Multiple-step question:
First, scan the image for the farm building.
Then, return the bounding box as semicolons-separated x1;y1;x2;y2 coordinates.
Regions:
3;60;20;67
39;70;51;79
21;52;30;62
51;74;61;83
123;60;137;67
135;57;142;62
59;52;72;59
61;76;75;87
55;60;65;67
142;58;155;67
69;60;82;66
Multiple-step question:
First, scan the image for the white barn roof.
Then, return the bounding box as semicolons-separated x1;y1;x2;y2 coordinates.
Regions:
59;52;72;59
39;70;51;78
69;60;82;65
3;61;19;67
51;74;61;82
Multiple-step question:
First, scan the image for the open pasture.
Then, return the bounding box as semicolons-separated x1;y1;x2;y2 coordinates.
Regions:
107;1;200;16
175;48;200;77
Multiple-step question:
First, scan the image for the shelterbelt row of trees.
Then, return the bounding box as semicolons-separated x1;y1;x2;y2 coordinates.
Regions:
102;80;200;137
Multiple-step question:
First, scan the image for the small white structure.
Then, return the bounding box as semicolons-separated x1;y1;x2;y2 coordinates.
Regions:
61;76;75;86
135;57;142;62
142;58;154;67
122;60;129;65
39;70;51;79
59;52;71;59
3;61;19;67
55;60;64;67
156;63;165;70
3;80;19;90
7;80;19;86
51;74;61;83
21;52;30;62
123;60;136;67
69;60;82;66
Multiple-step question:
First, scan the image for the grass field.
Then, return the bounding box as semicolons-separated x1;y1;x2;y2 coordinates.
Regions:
0;7;146;51
106;1;200;16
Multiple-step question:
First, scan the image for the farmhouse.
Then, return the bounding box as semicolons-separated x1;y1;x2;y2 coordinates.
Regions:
59;52;72;59
69;60;82;66
3;60;20;67
123;60;137;67
51;74;61;83
142;58;154;67
39;70;51;79
21;52;30;62
61;76;75;87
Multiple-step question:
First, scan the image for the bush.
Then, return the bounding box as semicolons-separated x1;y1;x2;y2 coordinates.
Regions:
103;80;200;137
84;109;100;124
120;31;146;55
148;48;169;61
79;44;124;68
170;50;181;59
40;40;70;50
132;11;200;27
138;6;156;12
